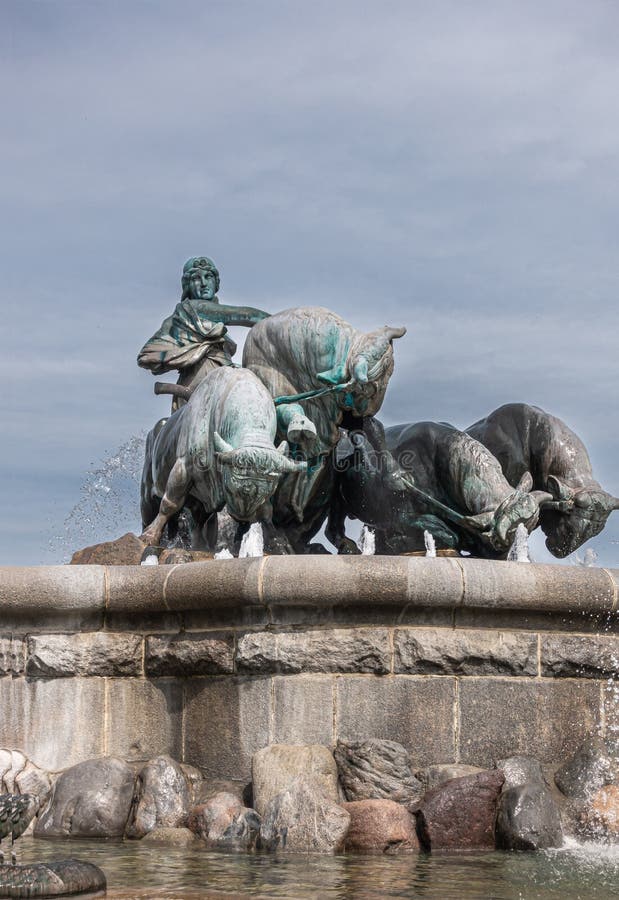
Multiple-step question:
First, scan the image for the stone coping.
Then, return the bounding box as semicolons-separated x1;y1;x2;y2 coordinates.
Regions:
0;557;617;624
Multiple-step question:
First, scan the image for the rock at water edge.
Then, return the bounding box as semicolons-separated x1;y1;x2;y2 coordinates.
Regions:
496;783;563;851
125;755;191;839
35;757;135;838
415;770;504;851
343;799;419;854
259;777;350;854
416;764;485;794
554;735;616;800
335;739;423;810
252;744;340;817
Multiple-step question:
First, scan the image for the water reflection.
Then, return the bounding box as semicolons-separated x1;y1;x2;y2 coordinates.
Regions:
13;836;619;900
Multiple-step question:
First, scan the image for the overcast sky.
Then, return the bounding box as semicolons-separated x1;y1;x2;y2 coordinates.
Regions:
1;0;618;565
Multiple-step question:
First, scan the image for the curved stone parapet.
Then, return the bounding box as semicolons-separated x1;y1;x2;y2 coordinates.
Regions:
0;558;618;777
0;557;617;625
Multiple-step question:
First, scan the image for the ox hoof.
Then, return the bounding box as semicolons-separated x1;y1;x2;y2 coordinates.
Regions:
287;415;317;446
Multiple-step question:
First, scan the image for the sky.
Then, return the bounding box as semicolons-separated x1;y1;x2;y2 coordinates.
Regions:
1;0;618;565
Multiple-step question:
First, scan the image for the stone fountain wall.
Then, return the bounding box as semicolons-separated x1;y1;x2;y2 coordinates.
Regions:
0;557;617;779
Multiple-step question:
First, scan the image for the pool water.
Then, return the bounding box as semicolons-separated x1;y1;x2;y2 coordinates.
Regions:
12;836;619;900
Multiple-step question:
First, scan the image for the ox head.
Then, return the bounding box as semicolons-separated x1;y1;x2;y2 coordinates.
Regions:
317;325;406;418
461;472;553;553
540;476;619;557
214;433;306;521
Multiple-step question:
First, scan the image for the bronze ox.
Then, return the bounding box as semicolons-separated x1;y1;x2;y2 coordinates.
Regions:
140;366;305;549
468;403;619;557
242;306;405;550
327;418;553;558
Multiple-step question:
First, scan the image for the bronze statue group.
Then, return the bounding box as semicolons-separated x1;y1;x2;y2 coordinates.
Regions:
138;257;618;560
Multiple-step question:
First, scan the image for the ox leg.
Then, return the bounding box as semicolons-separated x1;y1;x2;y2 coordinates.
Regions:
141;457;190;547
325;482;361;554
205;512;218;551
258;501;295;554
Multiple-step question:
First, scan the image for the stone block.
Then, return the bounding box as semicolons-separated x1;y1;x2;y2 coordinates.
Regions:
164;558;265;612
26;633;142;677
145;633;234;676
106;678;182;761
183;606;269;632
260;555;414;608
104;611;182;634
0;637;24;675
106;565;169;617
455;607;617;635
184;676;271;780
458;679;601;766
0;677;105;771
394;628;537;676
0;566;105;632
458;559;615;616
335;676;456;767
272;676;335;745
237;628;390;675
541;634;619;678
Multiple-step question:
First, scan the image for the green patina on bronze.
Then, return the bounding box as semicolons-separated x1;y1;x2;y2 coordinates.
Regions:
137;256;269;409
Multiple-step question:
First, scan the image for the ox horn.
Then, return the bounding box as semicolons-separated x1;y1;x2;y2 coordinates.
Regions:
546;475;574;502
277;440;290;457
532;491;555;506
613;497;619;510
213;432;234;454
460;511;494;532
352;356;369;384
515;471;533;493
382;326;407;341
273;456;307;474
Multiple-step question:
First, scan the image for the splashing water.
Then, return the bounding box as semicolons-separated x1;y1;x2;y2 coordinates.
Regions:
214;548;234;559
140;554;159;566
239;523;264;558
50;434;146;562
424;530;437;557
574;548;600;567
359;525;375;555
508;523;531;562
